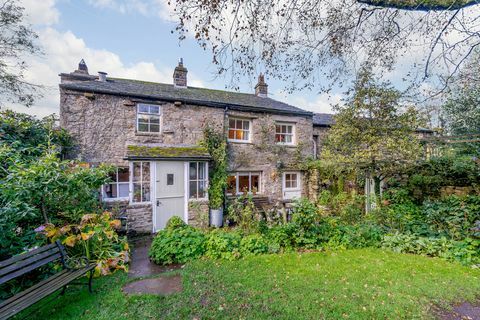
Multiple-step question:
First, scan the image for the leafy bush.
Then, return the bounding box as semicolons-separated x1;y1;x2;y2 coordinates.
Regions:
43;212;129;276
205;229;242;260
149;224;206;265
382;232;480;265
326;223;384;249
264;223;298;252
240;234;269;256
227;194;262;233
166;216;187;230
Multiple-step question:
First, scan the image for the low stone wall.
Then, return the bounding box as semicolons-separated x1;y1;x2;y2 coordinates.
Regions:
188;200;209;229
126;203;153;235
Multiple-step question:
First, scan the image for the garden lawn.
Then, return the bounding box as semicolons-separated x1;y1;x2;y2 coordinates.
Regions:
18;248;480;320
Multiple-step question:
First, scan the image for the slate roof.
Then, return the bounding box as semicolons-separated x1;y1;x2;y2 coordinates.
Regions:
125;145;210;161
313;113;335;127
60;75;312;116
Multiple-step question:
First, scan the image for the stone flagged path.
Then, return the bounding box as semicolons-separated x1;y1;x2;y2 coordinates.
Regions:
124;236;183;295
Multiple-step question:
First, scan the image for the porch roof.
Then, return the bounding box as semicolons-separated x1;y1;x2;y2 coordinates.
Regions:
125;145;211;161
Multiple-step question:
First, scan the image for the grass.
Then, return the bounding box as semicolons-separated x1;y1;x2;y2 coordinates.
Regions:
19;248;480;320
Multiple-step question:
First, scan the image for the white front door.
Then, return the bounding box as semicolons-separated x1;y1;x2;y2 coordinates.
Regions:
282;171;302;200
155;161;185;231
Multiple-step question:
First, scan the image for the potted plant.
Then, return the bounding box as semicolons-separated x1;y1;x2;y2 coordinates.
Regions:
203;126;228;227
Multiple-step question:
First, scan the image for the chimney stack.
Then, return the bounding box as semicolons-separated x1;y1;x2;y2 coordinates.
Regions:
98;71;107;82
255;73;268;97
173;58;188;88
75;59;89;75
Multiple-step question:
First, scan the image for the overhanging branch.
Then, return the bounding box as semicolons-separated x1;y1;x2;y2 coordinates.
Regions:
357;0;480;11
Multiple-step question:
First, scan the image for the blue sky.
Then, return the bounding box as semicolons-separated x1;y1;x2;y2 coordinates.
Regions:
12;0;341;118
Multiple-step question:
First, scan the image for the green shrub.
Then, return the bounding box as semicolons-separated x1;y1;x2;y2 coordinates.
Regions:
381;232;480;265
205;229;242;260
264;223;298;252
227;194;262;233
149;225;206;265
240;234;269;256
325;223;384;249
166;216;187;230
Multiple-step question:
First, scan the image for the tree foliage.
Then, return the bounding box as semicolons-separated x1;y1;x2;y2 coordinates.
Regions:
171;0;480;93
321;70;424;179
0;0;42;107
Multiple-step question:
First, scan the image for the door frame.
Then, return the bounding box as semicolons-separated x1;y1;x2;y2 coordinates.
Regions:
152;161;189;233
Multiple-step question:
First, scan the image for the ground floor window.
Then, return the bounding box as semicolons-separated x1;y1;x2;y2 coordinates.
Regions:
227;172;261;195
132;161;151;203
189;162;207;199
103;167;129;200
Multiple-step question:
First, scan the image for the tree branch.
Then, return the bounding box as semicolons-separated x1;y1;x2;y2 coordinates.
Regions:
357;0;480;11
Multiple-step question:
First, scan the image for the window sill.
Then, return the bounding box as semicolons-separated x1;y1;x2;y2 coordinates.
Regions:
228;140;253;144
128;201;152;207
276;143;297;147
135;132;161;137
103;198;129;203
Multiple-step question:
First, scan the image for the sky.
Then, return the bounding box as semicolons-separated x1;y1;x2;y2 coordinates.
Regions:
10;0;342;118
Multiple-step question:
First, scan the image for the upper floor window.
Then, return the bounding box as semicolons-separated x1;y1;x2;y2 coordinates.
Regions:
137;103;161;133
275;122;295;145
132;161;151;203
189;162;207;200
228;118;251;142
103;167;129;200
227;172;261;195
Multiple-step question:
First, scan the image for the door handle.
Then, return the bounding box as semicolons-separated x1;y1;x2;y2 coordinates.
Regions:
156;200;162;206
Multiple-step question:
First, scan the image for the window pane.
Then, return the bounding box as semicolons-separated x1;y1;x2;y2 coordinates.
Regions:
228;130;235;139
282;125;287;133
189;181;197;199
275;125;281;133
189;162;197;180
104;183;116;198
239;175;250;193
198;181;206;198
243;121;249;130
142;183;151;202
243;131;249;141
167;174;174;185
118;167;129;182
226;175;236;194
142;162;150;182
138;104;149;113
149;105;160;114
285;135;292;143
108;171;117;183
150;116;160;124
235;130;243;140
138;123;148;132
149;124;160;132
118;183;129;197
287;125;293;133
199;162;205;180
229;119;235;128
251;175;259;192
236;119;242;129
133;183;142;202
133;163;141;182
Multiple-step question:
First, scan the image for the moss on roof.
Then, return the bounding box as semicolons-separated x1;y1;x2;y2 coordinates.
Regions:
126;145;210;159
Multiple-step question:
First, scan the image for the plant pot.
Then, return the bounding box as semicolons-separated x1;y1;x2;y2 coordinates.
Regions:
209;207;223;227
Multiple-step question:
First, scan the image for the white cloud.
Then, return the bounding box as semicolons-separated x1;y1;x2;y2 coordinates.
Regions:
10;0;204;117
276;90;342;114
20;0;59;26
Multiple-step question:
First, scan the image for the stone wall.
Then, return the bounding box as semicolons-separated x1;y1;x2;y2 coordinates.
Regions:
312;126;330;158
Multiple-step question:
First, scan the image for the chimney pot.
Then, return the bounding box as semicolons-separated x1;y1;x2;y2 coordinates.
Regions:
255;73;268;97
75;59;89;74
173;58;188;88
98;71;107;82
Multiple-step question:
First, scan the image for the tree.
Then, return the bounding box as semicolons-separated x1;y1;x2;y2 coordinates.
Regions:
171;0;480;94
321;70;424;210
0;0;41;107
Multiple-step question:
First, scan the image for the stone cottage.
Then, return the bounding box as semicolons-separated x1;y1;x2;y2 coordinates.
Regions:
59;59;315;233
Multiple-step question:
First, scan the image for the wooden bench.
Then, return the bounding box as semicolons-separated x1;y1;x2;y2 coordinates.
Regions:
0;241;95;320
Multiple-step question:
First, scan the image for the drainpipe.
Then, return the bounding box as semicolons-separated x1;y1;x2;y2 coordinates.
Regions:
312;137;317;160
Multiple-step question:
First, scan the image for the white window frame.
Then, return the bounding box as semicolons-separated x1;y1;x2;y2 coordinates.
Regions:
188;162;209;200
282;171;301;191
226;171;261;195
130;161;151;204
275;122;296;145
102;167;129;201
228;118;252;143
136;103;161;133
